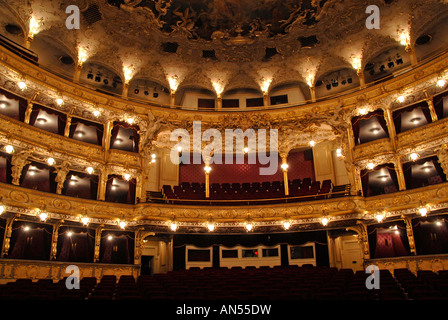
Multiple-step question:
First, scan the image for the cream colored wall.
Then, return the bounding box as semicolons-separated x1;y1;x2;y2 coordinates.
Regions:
329;235;364;271
313;140;349;185
147;148;179;192
142;238;172;274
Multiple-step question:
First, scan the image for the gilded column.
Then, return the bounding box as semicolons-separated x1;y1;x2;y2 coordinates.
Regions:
134;228;144;265
357;70;366;88
263;93;270;106
216;97;222;110
383;108;397;150
97;166;108;201
345;127;362;195
423;90;438;122
73;64;82;83
406;46;418;66
103;120;113;152
50;222;62;260
122;83;129;98
403;216;417;255
24;100;33;124
94;226;103;262
64;115;72;138
1;215;15;257
281;154;289;196
394;155;407;191
170;92;176;107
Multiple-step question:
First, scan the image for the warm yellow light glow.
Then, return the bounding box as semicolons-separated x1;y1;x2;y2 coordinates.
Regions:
119;221;127;229
170;222;178;231
18;81;26;90
397;95;405;103
243;147;249;154
207;223;215;232
5;145;14;154
168;76;180;93
367;162;375;170
67;231;73;237
309;140;315;147
177;146;183;152
81;217;89;225
78;49;88;66
437;79;446;88
123;66;134;84
24;226;30;232
418;207;428;216
399;31;410;46
212;81;224;97
126;117;135;125
321;217;329;226
245;223;253;232
351;56;362;72
283;221;291;230
204;165;212;174
281;163;289;171
0;205;4;215
39;212;48;221
358;108;367;115
86;167;94;174
336;148;342;157
306;74;314;87
47;157;55;166
29;17;40;38
376;214;384;222
260;77;272;94
93;110;100;117
56;98;64;106
436;221;443;226
107;235;113;241
410;153;419;161
124;173;131;181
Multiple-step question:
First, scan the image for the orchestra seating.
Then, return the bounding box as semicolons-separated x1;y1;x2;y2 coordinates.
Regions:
157;179;349;205
1;265;447;300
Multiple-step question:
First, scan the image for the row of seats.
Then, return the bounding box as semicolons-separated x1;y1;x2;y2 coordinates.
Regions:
161;179;343;205
1;265;447;300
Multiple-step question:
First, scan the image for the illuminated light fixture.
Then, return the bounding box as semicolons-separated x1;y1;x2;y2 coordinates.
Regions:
421;165;432;173
151;158;156;163
86;167;94;175
283;221;291;230
93;110;100;117
436;221;443;226
123;66;134;84
437;79;446;88
358;108;367;115
410;153;419;161
24;226;30;232
336;148;342;157
126;117;134;125
399;31;410;47
5;145;14;154
119;221;127;229
418;207;428;217
281;163;289;171
309;140;315;147
321;217;329;226
367;162;375;170
47;157;55;166
370;128;381;134
67;231;73;237
18;81;26;90
29;17;40;38
0;205;4;215
376;213;384;222
39;212;48;221
56;98;64;106
397;95;405;103
378;175;388;182
410;117;421;125
81;217;89;225
108;235;113;241
207;223;215;232
245;222;254;232
111;185;118;191
36;117;47;124
151;154;156;163
204;165;212;174
243;147;249;154
170;222;178;231
124;173;131;181
351;56;362;72
177;146;182;152
0;102;7;109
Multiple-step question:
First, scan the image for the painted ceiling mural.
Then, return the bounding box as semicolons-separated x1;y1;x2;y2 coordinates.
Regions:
108;0;327;40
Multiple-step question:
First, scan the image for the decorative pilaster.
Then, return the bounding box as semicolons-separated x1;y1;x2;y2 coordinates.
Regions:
436;144;448;175
216;97;222;110
357;70;366;88
384;108;397;149
263;93;270;106
122;83;129;98
403;216;417;255
24;100;33;124
94;226;103;262
345;127;362;195
97;166;108;201
347;221;370;261
1;215;15;257
73;64;82;83
423;90;438;122
406;46;418;66
50;222;62;260
281;154;289;196
11;150;32;185
394;155;407;191
64;115;72;138
103;120;113;152
170;92;176;107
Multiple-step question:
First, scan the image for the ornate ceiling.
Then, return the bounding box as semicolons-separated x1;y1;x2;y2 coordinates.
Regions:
0;0;447;96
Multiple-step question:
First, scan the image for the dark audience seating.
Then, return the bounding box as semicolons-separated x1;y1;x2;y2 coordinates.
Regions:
159;179;350;205
0;265;447;300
